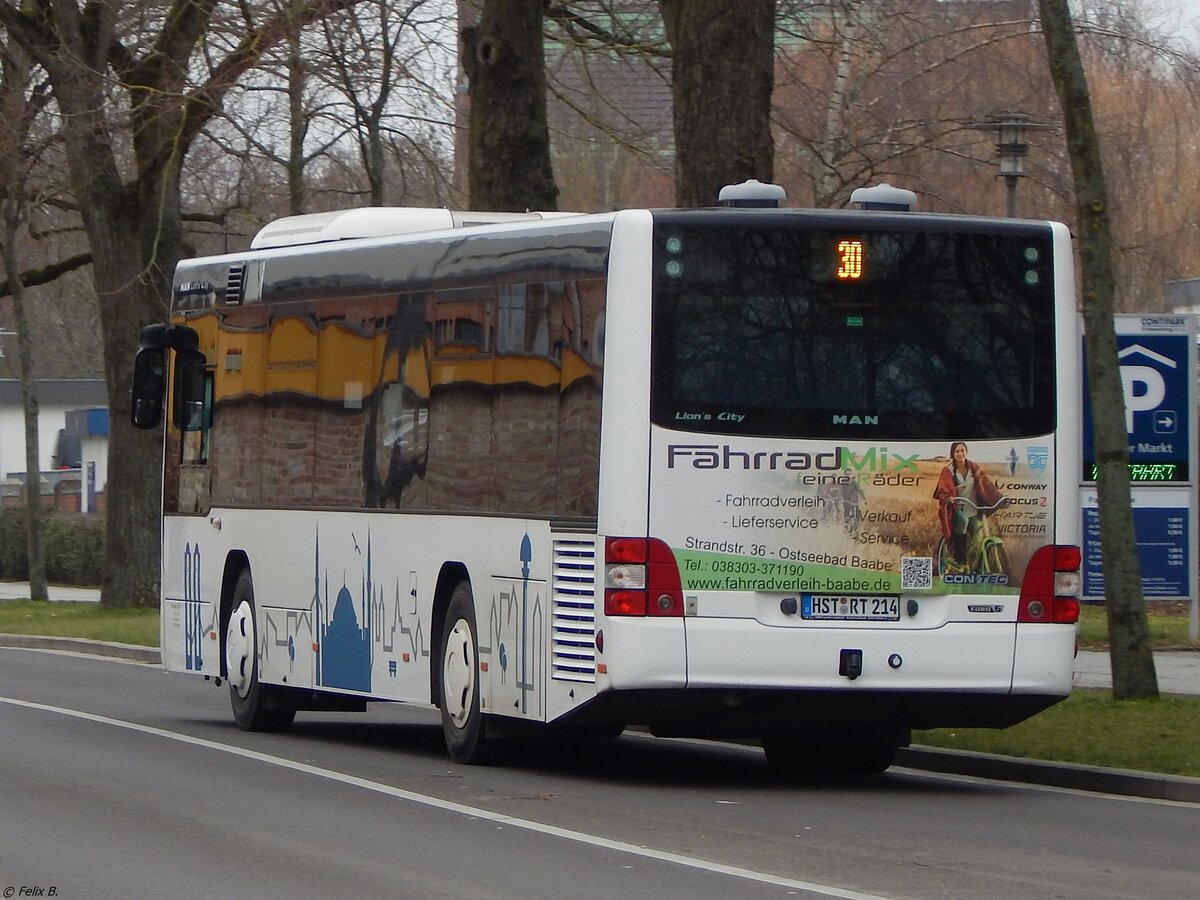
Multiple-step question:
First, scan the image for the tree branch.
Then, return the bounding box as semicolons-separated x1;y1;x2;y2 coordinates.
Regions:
0;251;91;298
180;0;367;149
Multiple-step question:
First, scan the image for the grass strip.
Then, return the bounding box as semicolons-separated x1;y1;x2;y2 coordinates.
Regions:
0;600;158;647
1076;603;1198;650
914;689;1200;777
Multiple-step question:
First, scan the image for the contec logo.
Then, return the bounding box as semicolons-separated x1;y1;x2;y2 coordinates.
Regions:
666;444;918;472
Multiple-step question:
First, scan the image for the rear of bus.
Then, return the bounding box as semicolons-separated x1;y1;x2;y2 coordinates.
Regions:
594;205;1080;771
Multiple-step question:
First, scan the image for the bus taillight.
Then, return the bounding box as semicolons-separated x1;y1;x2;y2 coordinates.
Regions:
1017;545;1081;624
604;537;684;617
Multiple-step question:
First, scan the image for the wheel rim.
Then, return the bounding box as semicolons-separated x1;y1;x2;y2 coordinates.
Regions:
442;617;476;730
936;538;949;575
226;600;255;698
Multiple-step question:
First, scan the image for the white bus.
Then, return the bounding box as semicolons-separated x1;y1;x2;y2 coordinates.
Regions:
131;184;1082;773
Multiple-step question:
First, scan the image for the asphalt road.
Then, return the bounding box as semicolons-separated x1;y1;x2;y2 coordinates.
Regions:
2;648;1198;900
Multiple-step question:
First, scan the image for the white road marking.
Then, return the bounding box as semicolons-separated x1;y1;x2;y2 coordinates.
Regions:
0;694;894;900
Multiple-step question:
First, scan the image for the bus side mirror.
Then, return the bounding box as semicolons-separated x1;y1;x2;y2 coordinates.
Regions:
131;348;166;429
173;348;209;432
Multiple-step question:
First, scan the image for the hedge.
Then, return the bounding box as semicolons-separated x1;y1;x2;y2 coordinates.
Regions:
0;507;105;585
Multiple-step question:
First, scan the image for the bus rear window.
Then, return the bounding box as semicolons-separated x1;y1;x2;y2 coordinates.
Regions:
650;220;1056;441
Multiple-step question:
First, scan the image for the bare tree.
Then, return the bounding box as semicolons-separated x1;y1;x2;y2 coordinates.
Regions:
316;0;457;207
0;36;49;600
0;0;367;608
659;0;776;206
543;1;674;210
461;0;558;211
773;1;1057;210
197;1;353;218
1039;0;1157;699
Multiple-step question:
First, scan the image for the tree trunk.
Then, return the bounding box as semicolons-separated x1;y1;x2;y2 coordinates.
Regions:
462;0;557;212
1;212;47;601
1037;0;1157;698
817;1;862;208
0;35;46;600
660;0;776;207
0;3;180;610
287;2;310;215
91;223;169;610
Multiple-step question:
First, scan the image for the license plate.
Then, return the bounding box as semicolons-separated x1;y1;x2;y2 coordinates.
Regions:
801;594;900;621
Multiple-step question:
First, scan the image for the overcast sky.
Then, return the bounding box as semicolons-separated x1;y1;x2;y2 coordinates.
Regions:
1141;0;1200;43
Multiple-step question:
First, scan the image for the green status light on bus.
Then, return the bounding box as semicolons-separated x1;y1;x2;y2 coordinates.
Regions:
846;315;864;328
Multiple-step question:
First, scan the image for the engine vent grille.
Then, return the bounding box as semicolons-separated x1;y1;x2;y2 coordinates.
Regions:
551;537;597;682
225;264;246;305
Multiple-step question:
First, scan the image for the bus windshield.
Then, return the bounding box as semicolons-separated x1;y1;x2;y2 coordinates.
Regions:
650;217;1057;440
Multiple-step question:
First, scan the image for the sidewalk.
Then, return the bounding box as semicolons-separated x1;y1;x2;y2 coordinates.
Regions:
1075;648;1200;696
0;580;101;602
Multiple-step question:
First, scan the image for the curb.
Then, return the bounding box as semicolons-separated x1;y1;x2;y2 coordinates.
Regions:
897;746;1200;802
4;634;1198;802
0;633;160;664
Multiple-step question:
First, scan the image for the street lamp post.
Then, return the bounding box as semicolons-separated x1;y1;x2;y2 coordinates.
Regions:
970;111;1054;217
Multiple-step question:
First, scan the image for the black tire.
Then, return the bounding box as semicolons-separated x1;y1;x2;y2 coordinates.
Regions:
226;570;296;732
762;734;898;777
439;581;491;764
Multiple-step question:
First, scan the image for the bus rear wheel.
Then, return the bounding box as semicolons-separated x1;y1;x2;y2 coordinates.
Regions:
226;571;296;733
440;581;491;764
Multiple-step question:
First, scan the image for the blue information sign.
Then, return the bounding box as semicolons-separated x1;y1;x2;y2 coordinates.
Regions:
1082;330;1191;480
1082;505;1189;600
1079;315;1197;633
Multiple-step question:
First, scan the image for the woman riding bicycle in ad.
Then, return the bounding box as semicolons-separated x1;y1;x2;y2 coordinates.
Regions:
933;441;1009;571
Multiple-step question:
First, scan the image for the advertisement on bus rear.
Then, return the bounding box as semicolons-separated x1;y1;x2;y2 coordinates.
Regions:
650;432;1056;594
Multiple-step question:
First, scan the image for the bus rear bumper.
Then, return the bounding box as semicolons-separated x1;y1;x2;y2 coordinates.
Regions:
584;617;1074;735
569;686;1065;736
681;616;1074;694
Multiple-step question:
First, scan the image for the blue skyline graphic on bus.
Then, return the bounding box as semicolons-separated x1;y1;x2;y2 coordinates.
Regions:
313;530;374;693
181;542;217;673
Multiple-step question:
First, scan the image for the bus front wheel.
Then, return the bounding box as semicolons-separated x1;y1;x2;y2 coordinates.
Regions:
440;581;491;764
226;571;296;732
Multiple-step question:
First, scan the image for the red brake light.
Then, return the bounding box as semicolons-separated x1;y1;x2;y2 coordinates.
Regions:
605;590;647;616
604;536;684;617
1018;544;1081;624
606;537;647;563
1053;545;1081;572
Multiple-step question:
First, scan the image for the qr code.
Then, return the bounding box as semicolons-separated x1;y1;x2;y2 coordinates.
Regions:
901;556;932;590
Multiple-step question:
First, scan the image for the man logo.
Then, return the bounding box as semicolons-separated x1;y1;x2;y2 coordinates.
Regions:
832;414;879;425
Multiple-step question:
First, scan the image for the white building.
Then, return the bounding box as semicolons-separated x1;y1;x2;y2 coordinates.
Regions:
0;379;109;506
